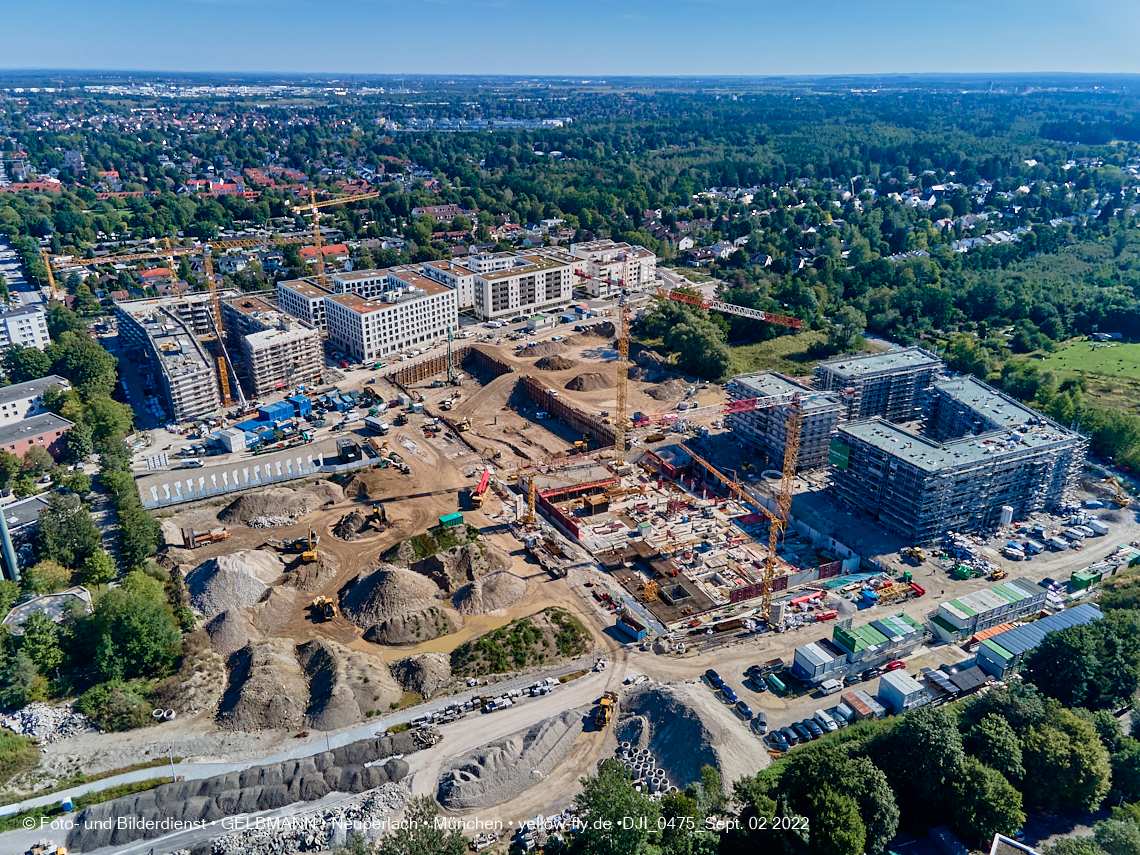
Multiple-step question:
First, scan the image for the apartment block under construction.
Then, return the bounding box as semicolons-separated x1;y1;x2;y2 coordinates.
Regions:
814;347;942;422
726;372;845;469
829;377;1086;543
220;294;323;398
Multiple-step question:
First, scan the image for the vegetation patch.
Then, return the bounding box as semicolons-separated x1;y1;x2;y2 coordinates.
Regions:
0;730;39;788
451;608;590;677
386;523;481;564
0;778;167;834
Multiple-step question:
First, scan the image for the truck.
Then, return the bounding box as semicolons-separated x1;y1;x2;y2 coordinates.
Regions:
1088;519;1110;536
757;658;785;676
364;416;390;435
183;527;229;549
593;691;618;727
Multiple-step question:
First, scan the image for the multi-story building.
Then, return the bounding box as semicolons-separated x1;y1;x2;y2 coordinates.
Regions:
470;250;574;320
570;240;658;296
0;305;50;350
116;300;221;423
0;376;71;428
925;376;1049;442
330;269;392;300
324;276;458;363
829;406;1086;544
277;278;331;331
0;412;74;460
221;294;323;397
115;291;237;338
814;347;942;423
420;259;475;309
727;372;845;470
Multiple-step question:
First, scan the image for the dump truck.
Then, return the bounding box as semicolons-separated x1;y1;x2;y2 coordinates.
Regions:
183;527;229;549
311;596;337;621
594;691;618;727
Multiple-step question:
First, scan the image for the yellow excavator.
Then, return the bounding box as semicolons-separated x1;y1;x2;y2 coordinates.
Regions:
1107;477;1132;508
302;526;319;563
574;433;590;453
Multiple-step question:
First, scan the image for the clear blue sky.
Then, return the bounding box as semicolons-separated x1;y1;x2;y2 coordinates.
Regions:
6;0;1139;76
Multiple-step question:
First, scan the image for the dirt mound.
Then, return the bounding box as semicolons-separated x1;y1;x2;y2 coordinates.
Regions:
580;321;616;338
438;710;584;811
526;341;569;359
362;607;462;645
451;608;590;677
391;653;453;698
205;609;264;658
151;631;227;717
410;542;512;592
279;550;340;592
340;565;444;625
451;572;528;615
566;372;616;392
535;355;577;371
219;482;344;528
332;509;374;541
187;550;284;620
646;378;689;401
296;639;403;731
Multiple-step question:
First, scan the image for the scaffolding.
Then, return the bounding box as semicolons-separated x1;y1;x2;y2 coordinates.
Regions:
814;346;942;423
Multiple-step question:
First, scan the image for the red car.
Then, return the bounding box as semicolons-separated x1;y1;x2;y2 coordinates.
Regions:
885;660;906;672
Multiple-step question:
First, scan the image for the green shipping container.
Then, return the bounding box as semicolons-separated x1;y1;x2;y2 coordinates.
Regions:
439;512;464;528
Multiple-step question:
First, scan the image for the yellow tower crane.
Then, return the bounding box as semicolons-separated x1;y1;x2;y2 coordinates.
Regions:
292;189;385;289
38;249;59;301
201;248;234;407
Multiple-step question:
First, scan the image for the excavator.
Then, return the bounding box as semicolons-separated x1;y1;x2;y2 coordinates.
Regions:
302;526;319;563
471;467;493;509
573;433;590;453
373;503;386;526
1107;477;1133;508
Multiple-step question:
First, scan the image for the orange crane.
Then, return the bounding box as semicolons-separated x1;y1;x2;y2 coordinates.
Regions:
471;466;493;509
654;284;805;330
292;189;385;289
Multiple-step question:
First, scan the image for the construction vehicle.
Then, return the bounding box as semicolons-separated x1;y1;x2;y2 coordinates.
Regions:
593;691;618;727
989;568;1008;581
310;596;337;621
457;416;471;431
573;433;590;453
1107;477;1133;508
471;467;493;509
373;503;386;525
394;412;408;426
302;526;319;563
902;546;926;564
182;527;230;549
440;398;454;411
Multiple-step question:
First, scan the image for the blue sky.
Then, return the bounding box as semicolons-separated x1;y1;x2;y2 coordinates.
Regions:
6;0;1140;76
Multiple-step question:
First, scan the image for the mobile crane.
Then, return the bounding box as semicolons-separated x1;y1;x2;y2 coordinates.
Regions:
471;467;493;509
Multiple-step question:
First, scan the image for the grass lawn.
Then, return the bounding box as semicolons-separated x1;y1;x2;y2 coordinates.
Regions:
1037;340;1140;413
728;330;832;376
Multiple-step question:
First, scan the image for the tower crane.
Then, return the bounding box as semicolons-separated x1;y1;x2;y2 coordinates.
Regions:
653;285;805;330
38;249;60;301
292;189;386;290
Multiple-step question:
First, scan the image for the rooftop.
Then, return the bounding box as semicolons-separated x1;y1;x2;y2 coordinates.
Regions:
2;492;50;531
0;412;74;446
224;294;278;319
279;278;331;299
2;585;93;634
0;304;46;320
730;372;843;413
0;375;69;407
816;346;942;378
480;253;568;280
932;376;1059;432
327;280;450;315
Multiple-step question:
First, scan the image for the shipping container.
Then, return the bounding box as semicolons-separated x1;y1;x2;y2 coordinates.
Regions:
1088;520;1110;536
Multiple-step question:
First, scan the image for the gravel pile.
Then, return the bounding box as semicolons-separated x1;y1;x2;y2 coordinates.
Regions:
220;483;344;528
390;653;453;698
437;710;583;811
411;542;511;590
216;639;310;732
362;607;461;645
566;372;615;392
188;550;284;620
67;731;427;852
209;783;411;854
205;609;264;657
451;571;528;615
646;378;689;401
580;321;617;338
535;355;577;371
340;565;444;625
527;341;569;359
332;509;371;541
296;639;402;731
0;702;100;744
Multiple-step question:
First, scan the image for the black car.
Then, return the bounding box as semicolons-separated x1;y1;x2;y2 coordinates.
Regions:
748;675;769;693
861;667;884;681
735;701;755;720
780;726;801;746
802;719;824;739
843;674;862;687
705;669;722;685
768;728;788;749
791;722;813;742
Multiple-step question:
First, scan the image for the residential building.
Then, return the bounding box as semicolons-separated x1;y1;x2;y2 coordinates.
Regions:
0;376;70;428
925;376;1054;442
324;276;457;362
470;250;574;320
116;300;221;423
412;204;465;220
300;244;349;265
277;278;331;331
570;239;657;296
330;268;392;300
727;372;844;469
114;291;236;337
420;259;476;309
0;305;50;351
221;294;322;397
0;412;74;459
814;347;942;422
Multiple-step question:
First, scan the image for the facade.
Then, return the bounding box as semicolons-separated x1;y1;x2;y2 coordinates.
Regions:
814;347;942;423
277;278;331;331
929;578;1048;642
470;250;575;320
0;412;74;459
727;372;844;470
570;240;658;296
792;613;926;686
116;300;221;422
324;277;458;363
974;603;1103;677
221;294;323;397
330;269;392;300
0;376;71;428
420;259;476;309
0;305;50;350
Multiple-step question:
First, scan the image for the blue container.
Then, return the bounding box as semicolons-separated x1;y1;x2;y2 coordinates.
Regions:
288;395;312;418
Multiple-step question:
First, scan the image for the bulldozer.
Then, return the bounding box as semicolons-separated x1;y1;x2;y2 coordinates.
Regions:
593;691;618;728
302;526;319;563
457;417;471;432
902;546;926;564
311;596;337;621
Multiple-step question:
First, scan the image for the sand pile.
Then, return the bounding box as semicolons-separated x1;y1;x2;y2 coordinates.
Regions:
219;483;344;528
296;639;403;731
363;607;462;645
527;341;569;359
217;639;310;731
451;572;528;615
580;321;616;338
391;653;453;699
187;550;284;620
247;587;302;635
410;542;512;591
437;710;584;811
205;609;264;657
279;550;340;592
535;355;577;371
332;509;372;541
340;565;444;624
646;378;689;401
566;372;616;392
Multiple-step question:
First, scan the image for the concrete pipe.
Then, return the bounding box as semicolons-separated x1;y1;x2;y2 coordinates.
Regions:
620;741;631;750
645;753;656;765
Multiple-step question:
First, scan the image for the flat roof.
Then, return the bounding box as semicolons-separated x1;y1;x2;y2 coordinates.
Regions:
0;375;69;406
0;304;46;320
0;412;74;445
837;417;1081;472
932;376;1060;432
3;492;50;530
480;253;568;280
731;372;842;413
328;281;450;315
816;346;941;378
334;268;390;282
422;260;474;276
278;278;331;299
224;295;278;318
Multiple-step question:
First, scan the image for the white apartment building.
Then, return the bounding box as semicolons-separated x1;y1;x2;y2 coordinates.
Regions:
0;375;71;428
570;239;657;297
420;260;475;309
324;276;458;362
330;269;391;300
277;278;332;331
0;306;50;350
470;251;574;320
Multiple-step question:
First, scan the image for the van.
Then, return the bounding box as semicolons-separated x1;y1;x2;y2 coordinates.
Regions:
487;321;503;329
180;458;203;469
819;678;843;696
813;710;838;732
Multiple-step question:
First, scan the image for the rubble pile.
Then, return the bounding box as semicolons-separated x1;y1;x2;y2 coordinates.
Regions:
0;702;100;744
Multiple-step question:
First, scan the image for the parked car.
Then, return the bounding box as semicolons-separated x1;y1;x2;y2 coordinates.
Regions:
747;675;769;693
790;722;813;742
552;335;564;341
704;669;722;685
861;667;884;681
721;687;739;705
802;719;824;739
753;711;768;734
885;660;906;672
843;674;862;687
735;701;754;720
780;726;800;746
765;724;784;747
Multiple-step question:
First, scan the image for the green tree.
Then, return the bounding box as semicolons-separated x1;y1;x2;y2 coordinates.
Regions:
0;580;18;616
1045;840;1108;855
36;492;100;569
46;303;86;339
89;588;181;680
826;305;867;354
82;396;133;446
1096;819;1140;855
372;795;466;855
117;504;159;571
0;651;38;708
808;787;865;855
0;450;22;488
965;713;1025;782
56;469;92;495
570;760;660;855
82;550;117;587
21;445;54;477
19;610;64;674
1024;615;1140;710
47;332;118;399
949;757;1025;847
1;345;51;383
64;422;93;462
877;704;965;805
11;474;38;499
22;559;72;594
1023;708;1111;811
659;791;717;855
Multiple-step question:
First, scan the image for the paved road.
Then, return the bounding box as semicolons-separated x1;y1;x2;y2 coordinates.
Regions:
0;236;45;307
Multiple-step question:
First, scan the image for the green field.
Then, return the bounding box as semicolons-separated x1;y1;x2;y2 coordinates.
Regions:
728;331;890;377
1038;341;1140;412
